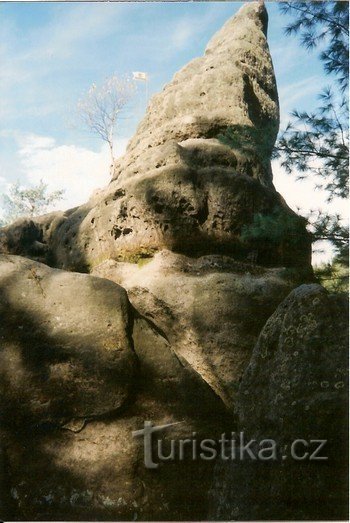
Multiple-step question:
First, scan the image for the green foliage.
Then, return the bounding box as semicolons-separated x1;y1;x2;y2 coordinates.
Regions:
279;1;349;90
1;180;64;225
218;124;273;162
276;1;349;268
241;208;307;248
275;87;349;201
310;210;348;262
314;260;349;293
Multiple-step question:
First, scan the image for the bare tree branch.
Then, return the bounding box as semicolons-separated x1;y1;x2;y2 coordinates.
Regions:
77;74;136;176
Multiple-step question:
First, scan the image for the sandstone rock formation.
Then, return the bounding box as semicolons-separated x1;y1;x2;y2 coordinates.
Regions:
0;2;311;272
0;2;345;522
114;0;278;187
92;249;295;409
0;254;136;427
0;255;232;521
210;284;349;520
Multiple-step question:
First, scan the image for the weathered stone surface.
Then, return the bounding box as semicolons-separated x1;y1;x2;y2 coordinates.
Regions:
0;250;295;520
0;255;234;521
4;169;309;272
92;249;295;408
210;284;349;521
114;1;278;187
0;254;136;426
1;326;233;522
0;218;45;258
3;407;229;521
0;212;65;264
0;2;311;273
0;3;328;521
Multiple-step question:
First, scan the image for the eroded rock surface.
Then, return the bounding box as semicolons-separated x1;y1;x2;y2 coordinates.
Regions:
114;1;278;186
0;254;136;426
92;249;295;409
0;2;311;272
210;284;349;521
0;255;233;520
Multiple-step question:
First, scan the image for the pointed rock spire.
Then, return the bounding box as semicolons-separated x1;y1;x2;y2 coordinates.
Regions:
0;3;311;273
114;1;279;187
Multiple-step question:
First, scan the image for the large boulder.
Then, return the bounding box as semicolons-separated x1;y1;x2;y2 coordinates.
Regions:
47;167;309;272
2;322;232;521
0;254;136;427
0;2;311;273
92;249;296;409
210;284;349;520
0;255;233;520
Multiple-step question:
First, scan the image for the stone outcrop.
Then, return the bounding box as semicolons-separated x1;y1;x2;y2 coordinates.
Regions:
114;1;278;187
0;254;136;427
0;2;345;522
0;255;232;521
0;2;311;272
92;249;295;409
210;284;349;520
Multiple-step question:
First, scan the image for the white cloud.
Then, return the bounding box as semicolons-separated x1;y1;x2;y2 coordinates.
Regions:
279;76;321;108
167;5;229;54
171;19;195;50
19;135;56;155
16;133;129;211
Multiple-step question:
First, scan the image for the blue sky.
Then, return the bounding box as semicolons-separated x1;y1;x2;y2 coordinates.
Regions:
0;1;346;262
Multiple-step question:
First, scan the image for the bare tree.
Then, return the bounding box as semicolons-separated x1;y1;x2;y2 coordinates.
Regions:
77;74;136;175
